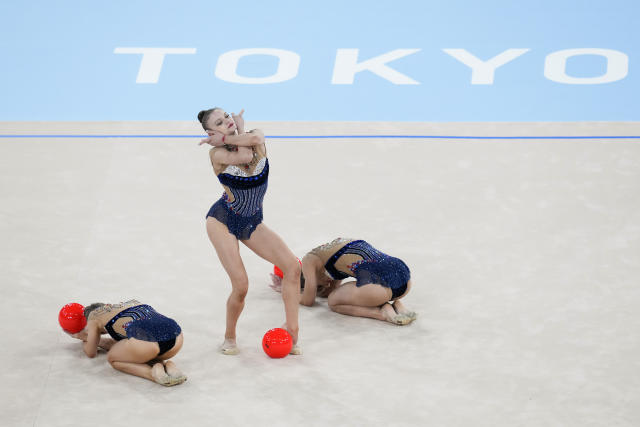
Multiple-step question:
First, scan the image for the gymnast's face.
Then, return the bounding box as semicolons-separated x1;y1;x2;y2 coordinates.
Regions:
206;109;236;136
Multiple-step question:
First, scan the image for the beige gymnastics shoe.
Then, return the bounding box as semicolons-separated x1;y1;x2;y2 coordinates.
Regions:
220;339;240;355
289;344;302;355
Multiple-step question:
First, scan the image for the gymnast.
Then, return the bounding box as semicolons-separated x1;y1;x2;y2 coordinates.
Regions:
67;299;186;386
198;108;301;355
271;238;416;325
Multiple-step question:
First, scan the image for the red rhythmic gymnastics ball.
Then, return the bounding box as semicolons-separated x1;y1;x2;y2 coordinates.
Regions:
262;328;293;358
273;258;302;279
58;303;87;333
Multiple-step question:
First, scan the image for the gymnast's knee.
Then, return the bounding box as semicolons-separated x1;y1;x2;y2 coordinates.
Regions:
229;274;248;295
107;352;119;367
327;294;340;311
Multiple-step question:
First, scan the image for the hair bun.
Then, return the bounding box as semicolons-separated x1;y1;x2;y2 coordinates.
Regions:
197;110;206;123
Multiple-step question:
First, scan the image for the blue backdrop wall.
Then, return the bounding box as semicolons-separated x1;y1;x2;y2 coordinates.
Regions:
1;0;637;121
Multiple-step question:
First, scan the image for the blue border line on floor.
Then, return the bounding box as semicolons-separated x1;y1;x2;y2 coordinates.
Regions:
1;134;640;140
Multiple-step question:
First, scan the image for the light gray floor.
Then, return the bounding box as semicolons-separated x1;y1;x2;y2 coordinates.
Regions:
1;122;639;427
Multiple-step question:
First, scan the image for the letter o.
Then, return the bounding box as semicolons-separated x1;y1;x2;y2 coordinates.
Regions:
215;48;300;84
544;48;628;84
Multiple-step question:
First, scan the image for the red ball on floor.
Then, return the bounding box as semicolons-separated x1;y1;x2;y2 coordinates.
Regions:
58;302;86;333
262;328;292;358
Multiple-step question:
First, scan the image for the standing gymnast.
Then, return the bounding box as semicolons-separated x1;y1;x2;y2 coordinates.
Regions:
67;299;186;386
198;108;301;355
272;238;416;325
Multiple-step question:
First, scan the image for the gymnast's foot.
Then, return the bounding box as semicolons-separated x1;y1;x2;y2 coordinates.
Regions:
392;300;417;321
151;362;186;386
289;344;302;355
381;303;412;325
163;360;187;383
220;338;239;355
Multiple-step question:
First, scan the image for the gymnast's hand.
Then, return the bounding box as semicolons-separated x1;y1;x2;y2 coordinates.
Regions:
269;273;283;292
199;130;226;147
232;109;245;134
69;330;88;341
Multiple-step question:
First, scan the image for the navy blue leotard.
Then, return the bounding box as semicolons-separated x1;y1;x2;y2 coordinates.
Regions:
206;154;269;240
320;239;411;299
104;304;181;355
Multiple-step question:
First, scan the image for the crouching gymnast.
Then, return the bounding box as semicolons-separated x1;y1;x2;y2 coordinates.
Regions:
271;238;417;325
67;299;186;386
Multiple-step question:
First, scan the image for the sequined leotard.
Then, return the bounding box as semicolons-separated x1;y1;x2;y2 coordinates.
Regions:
104;304;182;356
206;147;268;240
309;238;411;299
